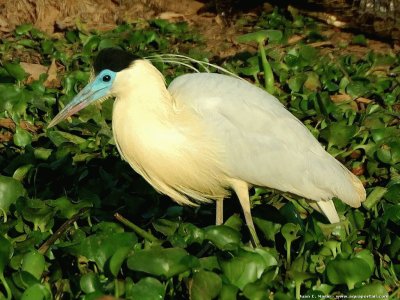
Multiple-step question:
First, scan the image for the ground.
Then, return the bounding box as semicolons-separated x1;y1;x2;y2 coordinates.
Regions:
0;0;398;59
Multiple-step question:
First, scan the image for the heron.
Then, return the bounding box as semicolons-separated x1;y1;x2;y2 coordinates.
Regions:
48;48;366;246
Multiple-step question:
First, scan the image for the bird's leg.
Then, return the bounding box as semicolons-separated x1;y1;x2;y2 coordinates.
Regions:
216;198;224;225
231;180;261;247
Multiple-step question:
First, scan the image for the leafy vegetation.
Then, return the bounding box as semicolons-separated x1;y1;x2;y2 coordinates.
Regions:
1;9;399;300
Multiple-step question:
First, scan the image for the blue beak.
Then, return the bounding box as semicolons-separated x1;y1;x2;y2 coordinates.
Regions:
48;70;116;128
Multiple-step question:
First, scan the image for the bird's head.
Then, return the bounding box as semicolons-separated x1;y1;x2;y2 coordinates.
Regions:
48;48;140;128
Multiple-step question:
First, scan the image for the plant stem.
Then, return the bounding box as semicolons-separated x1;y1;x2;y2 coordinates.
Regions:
258;41;274;94
389;286;400;299
114;213;159;243
114;279;120;299
0;273;11;300
295;280;301;300
287;240;292;266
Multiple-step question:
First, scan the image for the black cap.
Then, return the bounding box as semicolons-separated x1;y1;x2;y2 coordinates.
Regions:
93;48;140;75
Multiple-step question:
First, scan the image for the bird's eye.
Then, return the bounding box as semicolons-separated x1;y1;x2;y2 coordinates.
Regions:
103;75;111;82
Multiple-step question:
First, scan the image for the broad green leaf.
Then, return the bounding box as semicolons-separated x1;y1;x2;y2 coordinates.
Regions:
0;175;26;215
18;198;55;232
21;251;45;280
3;62;27;81
382;204;400;223
13;127;32;147
352;34;367;46
204;225;241;250
199;256;220;272
363;187;387;210
21;283;51;300
288;74;307;92
47;197;92;219
376;141;400;165
299;45;317;62
80;273;103;294
0;236;13;274
224;214;243;232
152;218;179;236
33;147;53;160
354;249;374;272
15;24;33;35
108;247;131;277
346;81;368;98
190;270;222;300
384;184;400;203
236;30;282;43
127;248;198;278
13;164;33;181
128;277;165;300
65;232;137;271
220;283;238;300
47;130;86;146
347;282;388;298
326;257;373;290
220;249;269;290
320;122;357;148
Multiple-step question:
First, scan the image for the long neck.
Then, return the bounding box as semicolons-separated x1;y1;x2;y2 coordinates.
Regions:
112;60;174;116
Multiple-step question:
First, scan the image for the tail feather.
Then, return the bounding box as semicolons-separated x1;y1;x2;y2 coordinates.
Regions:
317;200;340;223
331;164;366;208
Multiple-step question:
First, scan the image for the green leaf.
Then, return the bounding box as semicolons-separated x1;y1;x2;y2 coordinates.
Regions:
363;187;387;210
128;277;165;300
152;219;179;236
13;164;33;181
48;197;92;219
327;257;373;290
190;270;222;300
236;30;282;43
47;130;86;146
220;249;270;290
320;122;357;148
18;198;55;232
0;175;26;215
347;81;368;98
288;74;307;92
3;62;27;81
354;249;374;272
299;45;317;62
108;247;131;277
347;282;388;298
376;141;400;165
127;248;198;278
13;127;32;147
65;232;137;271
382;204;400;223
351;34;367;46
0;236;13;274
224;214;243;232
15;24;33;35
33;148;53;160
281;223;301;244
220;283;238;300
21;251;45;280
384;184;400;203
21;283;51;300
80;273;103;294
204;225;241;250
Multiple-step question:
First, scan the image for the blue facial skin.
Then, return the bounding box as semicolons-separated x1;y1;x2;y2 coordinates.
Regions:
48;69;117;128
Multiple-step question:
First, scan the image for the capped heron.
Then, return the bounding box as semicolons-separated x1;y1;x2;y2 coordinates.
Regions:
49;48;366;246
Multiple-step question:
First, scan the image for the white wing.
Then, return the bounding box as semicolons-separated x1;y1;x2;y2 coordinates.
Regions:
168;73;365;217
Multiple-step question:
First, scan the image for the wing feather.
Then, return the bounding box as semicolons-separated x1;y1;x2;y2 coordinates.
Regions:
168;73;365;206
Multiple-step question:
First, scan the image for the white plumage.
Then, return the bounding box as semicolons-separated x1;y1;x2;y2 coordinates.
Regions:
49;51;366;246
111;60;365;244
